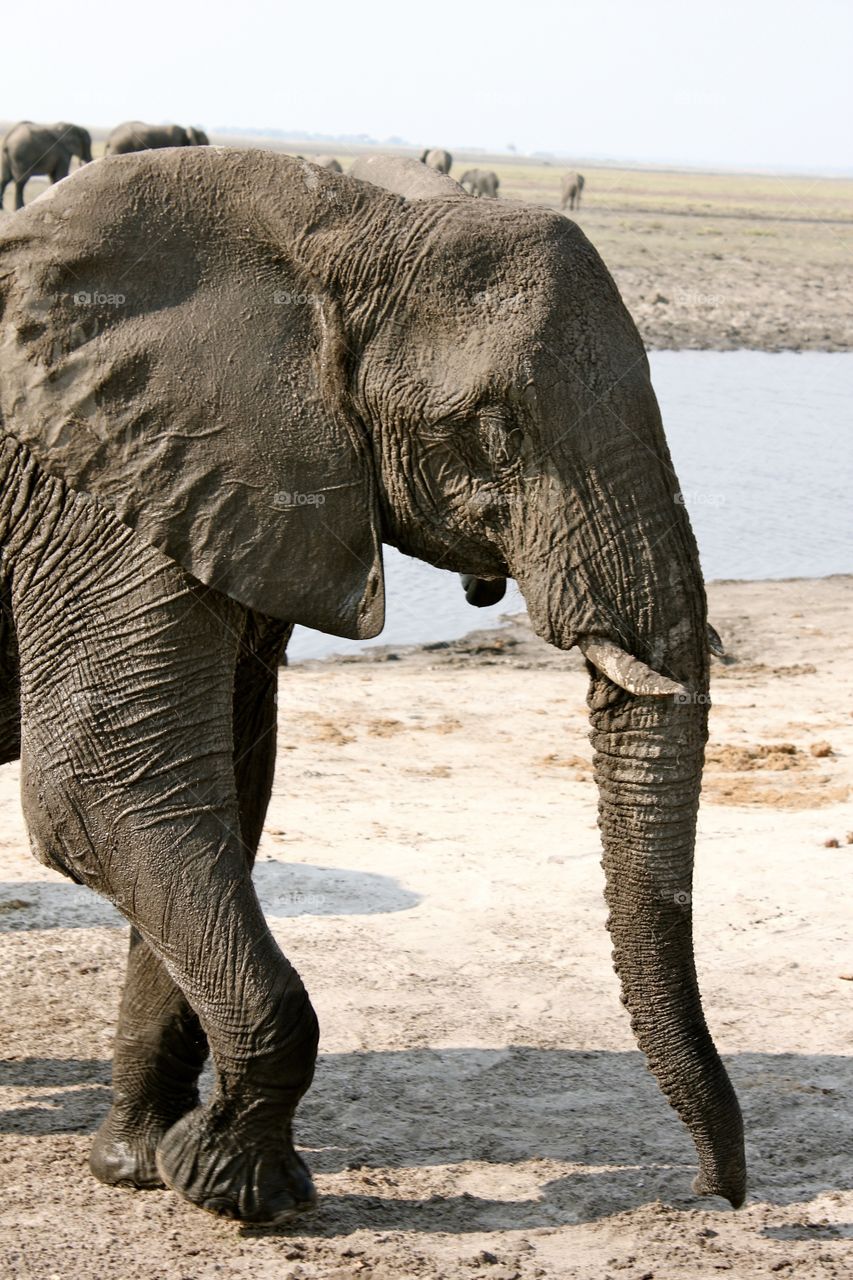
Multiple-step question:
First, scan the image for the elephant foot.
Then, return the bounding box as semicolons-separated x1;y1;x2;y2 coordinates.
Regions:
90;1089;201;1189
155;1103;316;1225
90;1114;167;1189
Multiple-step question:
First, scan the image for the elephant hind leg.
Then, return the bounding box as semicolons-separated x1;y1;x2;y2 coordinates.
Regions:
90;610;293;1191
89;923;210;1189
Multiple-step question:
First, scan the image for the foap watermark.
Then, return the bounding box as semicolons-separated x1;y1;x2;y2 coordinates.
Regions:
468;488;520;512
472;288;528;310
674;689;712;706
674;289;726;307
661;888;692;908
71;289;126;307
674;489;727;509
272;490;326;510
273;289;321;306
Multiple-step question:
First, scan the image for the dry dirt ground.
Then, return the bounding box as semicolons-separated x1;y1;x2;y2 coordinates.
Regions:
492;161;853;354
1;576;851;1278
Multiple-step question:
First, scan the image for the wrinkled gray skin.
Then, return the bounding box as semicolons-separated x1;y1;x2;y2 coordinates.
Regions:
420;147;452;174
561;171;585;210
0;120;92;210
0;147;745;1223
460;167;500;198
104;122;210;155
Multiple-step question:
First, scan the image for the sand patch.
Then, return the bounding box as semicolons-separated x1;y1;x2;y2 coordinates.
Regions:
704;740;847;808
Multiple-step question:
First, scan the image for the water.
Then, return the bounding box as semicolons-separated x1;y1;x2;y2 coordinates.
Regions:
288;351;852;662
655;351;852;581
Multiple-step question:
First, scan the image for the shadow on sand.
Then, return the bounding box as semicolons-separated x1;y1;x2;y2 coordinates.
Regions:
0;860;421;931
0;1046;849;1230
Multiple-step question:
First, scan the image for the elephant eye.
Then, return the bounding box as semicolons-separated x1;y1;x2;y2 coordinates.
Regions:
480;410;523;467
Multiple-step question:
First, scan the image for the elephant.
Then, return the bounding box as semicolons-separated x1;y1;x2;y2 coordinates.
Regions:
0;120;92;210
296;155;343;172
460;167;500;198
420;147;452;174
0;146;745;1223
104;122;210;155
561;171;585;210
351;152;463;199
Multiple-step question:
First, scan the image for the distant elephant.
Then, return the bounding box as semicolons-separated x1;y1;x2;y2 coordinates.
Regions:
561;171;585;210
298;155;343;172
0;147;744;1223
0;121;92;210
104;122;210;155
351;153;463;199
420;147;452;174
460;168;500;198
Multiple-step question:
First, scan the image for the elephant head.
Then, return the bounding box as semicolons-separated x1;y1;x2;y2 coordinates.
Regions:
0;148;744;1206
345;187;742;1204
57;123;92;164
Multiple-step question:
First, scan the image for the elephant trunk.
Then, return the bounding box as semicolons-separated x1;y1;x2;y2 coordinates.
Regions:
589;686;745;1205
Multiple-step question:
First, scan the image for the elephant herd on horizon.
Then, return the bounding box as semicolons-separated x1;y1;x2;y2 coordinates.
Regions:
0;120;585;212
0;120;209;209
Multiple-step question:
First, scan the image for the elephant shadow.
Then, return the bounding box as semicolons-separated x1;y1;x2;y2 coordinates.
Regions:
0;861;421;931
1;1047;850;1231
763;1222;853;1242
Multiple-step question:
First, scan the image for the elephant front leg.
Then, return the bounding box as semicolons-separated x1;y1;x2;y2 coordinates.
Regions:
90;611;291;1193
152;917;318;1224
16;545;316;1223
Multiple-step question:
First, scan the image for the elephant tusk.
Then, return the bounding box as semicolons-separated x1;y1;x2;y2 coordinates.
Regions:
707;623;726;657
578;636;691;698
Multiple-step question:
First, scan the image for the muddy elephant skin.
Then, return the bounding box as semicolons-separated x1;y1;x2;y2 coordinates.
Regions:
0;147;744;1223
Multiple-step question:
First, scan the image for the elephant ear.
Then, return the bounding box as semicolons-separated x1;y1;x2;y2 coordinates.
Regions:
0;150;384;639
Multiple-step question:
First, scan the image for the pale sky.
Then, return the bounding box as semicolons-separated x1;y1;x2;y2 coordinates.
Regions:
3;0;851;172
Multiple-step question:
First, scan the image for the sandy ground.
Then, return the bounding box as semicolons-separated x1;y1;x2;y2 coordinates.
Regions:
0;575;851;1278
